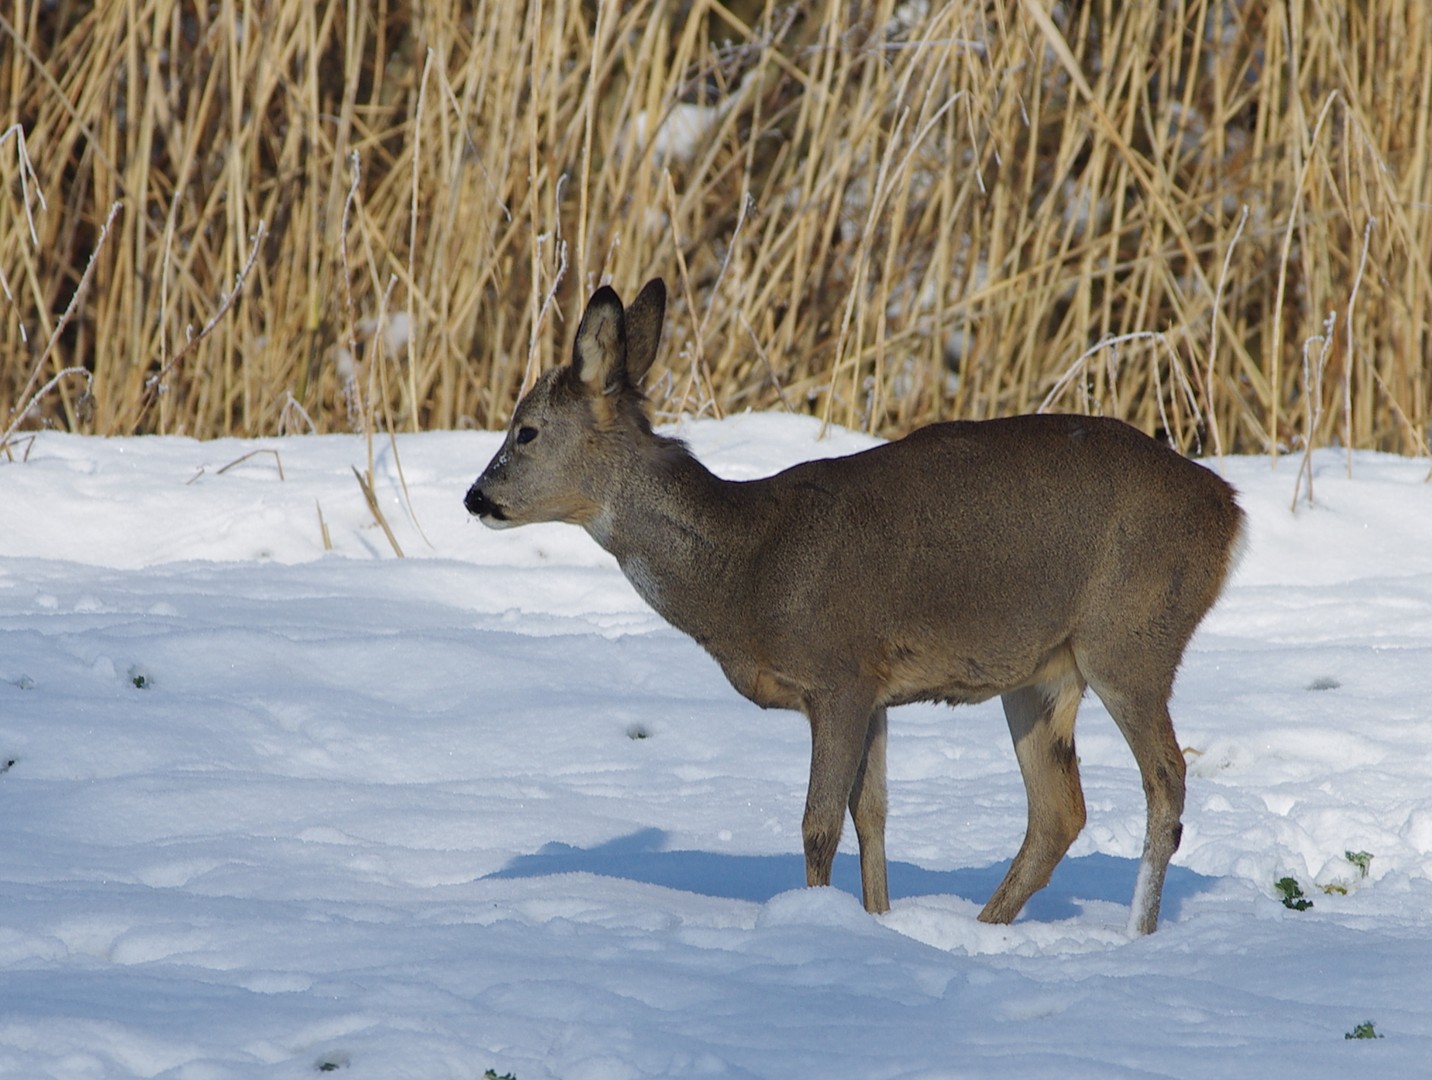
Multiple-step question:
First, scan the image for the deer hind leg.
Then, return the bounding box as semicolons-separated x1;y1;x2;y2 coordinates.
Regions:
848;706;890;913
1087;674;1186;936
980;672;1087;925
802;691;881;908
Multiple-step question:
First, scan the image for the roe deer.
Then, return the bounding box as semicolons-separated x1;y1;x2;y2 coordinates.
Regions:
465;279;1245;934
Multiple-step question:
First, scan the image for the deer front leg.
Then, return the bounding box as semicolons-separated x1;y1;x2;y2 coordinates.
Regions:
848;707;890;913
802;691;881;908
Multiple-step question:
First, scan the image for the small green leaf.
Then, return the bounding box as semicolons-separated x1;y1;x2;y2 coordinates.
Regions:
1345;1020;1383;1040
1275;876;1313;911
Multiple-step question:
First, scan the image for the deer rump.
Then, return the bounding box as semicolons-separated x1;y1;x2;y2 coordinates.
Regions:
466;278;1245;935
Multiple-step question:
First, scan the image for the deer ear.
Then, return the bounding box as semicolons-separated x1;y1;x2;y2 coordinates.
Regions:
573;286;627;394
623;279;666;385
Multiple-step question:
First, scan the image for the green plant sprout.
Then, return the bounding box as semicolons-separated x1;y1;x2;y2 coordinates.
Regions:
1275;876;1313;911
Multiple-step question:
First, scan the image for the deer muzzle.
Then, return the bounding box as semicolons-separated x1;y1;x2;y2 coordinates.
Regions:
463;482;510;527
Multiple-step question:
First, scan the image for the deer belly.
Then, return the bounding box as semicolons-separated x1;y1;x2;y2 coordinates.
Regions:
874;638;1077;708
716;654;808;711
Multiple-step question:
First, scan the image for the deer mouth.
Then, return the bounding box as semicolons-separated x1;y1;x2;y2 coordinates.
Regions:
464;484;510;526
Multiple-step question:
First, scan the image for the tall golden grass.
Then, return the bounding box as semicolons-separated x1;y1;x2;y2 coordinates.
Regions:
1;0;1428;455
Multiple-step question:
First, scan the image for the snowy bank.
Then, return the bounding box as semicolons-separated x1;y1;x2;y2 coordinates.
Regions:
1;415;1430;1078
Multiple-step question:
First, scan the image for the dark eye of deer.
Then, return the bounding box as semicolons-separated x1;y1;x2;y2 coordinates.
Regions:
516;426;538;445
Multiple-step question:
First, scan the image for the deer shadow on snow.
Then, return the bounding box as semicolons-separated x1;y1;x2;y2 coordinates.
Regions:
485;827;1216;924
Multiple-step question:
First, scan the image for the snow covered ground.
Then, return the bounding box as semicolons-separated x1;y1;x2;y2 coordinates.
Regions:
2;414;1430;1078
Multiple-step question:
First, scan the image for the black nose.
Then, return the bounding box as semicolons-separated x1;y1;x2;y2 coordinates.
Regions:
464;483;494;517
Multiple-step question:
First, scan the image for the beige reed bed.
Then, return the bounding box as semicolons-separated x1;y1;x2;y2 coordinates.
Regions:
1;1;1428;458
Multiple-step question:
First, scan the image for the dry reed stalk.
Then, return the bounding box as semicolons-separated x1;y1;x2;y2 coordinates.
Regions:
351;466;405;559
217;448;285;482
316;500;333;552
1292;310;1337;510
0;0;1427;459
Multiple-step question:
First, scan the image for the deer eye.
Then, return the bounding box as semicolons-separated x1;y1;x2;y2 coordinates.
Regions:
515;425;538;445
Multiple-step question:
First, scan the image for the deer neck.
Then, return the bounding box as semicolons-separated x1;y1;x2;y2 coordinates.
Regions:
585;438;751;633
